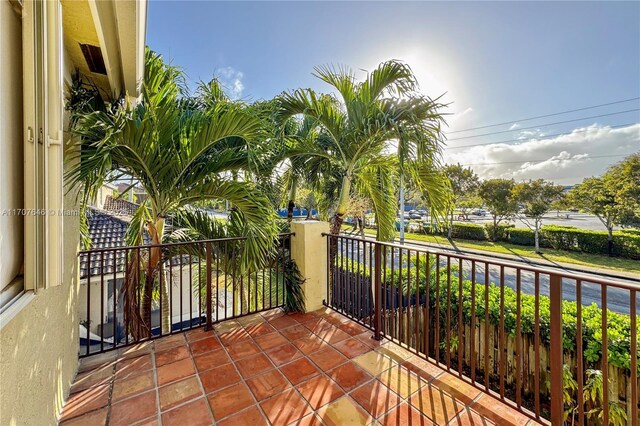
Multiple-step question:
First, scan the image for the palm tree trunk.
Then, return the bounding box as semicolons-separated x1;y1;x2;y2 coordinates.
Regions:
287;179;297;222
139;218;168;338
330;175;352;235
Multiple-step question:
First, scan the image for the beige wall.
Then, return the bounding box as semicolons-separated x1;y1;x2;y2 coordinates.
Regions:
291;221;329;312
0;0;24;291
0;186;80;426
0;11;80;424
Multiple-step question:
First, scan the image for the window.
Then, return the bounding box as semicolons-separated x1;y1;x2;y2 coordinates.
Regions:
22;0;64;292
0;0;25;311
1;0;64;317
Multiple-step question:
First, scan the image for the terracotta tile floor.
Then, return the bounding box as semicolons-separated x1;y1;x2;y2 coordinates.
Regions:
61;308;542;426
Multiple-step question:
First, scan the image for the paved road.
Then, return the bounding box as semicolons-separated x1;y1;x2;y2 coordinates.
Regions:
338;239;639;315
406;211;618;232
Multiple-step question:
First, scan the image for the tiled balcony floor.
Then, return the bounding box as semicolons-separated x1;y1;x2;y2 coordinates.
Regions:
61;308;541;426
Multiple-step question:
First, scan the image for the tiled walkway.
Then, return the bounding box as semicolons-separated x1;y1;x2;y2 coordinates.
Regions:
61;308;540;425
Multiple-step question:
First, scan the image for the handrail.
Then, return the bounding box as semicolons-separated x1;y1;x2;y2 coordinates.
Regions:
78;232;295;255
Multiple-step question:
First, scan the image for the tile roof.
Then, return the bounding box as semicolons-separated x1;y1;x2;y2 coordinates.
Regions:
103;195;139;216
79;209;139;279
79;209;185;279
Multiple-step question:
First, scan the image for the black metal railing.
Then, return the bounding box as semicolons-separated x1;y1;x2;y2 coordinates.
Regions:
324;233;639;426
78;233;292;357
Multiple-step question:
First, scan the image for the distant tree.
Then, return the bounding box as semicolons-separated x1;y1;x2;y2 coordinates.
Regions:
478;179;518;241
443;164;480;238
567;153;640;255
512;179;565;253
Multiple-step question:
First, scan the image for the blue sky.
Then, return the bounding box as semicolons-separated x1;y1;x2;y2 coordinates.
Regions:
147;1;640;184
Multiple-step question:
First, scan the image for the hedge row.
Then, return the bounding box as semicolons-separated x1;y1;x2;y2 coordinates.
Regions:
422;222;640;259
507;225;640;260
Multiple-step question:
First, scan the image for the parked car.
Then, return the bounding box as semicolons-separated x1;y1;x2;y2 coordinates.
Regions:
409;212;423;219
471;209;487;217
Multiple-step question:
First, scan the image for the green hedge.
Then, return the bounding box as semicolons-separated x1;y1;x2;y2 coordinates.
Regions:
508;228;536;246
541;225;640;259
424;222;487;240
420;221;640;259
485;223;514;241
449;222;487;240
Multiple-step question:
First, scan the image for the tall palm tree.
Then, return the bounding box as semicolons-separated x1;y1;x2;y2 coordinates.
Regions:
279;61;451;241
67;49;278;338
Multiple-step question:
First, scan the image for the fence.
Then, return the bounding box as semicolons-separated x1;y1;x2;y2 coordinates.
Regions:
324;233;639;426
78;233;292;357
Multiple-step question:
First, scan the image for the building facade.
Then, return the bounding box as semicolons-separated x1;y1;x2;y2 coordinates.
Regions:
0;1;146;424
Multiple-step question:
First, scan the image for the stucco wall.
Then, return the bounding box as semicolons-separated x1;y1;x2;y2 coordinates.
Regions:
0;6;80;422
290;221;329;312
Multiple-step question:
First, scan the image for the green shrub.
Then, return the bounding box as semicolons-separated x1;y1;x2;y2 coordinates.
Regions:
509;228;535;246
484;223;514;242
449;222;487;240
540;225;640;259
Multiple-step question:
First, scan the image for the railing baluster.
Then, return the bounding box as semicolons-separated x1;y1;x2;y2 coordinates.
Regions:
499;265;505;399
484;263;489;391
425;253;430;360
100;251;105;352
458;257;463;376
549;274;563;426
602;283;609;426
179;251;184;331
446;257;452;369
189;253;193;329
516;268;522;408
470;260;476;384
86;252;91;356
631;289;638;426
113;249;118;349
435;254;440;366
407;248;412;346
534;272;541;419
374;242;382;340
124;249;129;347
391;246;396;342
415;253;420;353
168;248;172;334
205;242;212;331
576;280;584;425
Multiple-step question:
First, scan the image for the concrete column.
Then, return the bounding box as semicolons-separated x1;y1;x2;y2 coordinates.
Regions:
290;221;329;312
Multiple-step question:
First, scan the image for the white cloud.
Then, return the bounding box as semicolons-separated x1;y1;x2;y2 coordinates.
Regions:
217;67;245;99
444;123;640;185
450;107;473;122
509;123;520;130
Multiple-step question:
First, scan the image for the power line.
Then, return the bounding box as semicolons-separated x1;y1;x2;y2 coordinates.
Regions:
463;153;629;167
444;122;638;150
446;108;640;141
447;97;640;134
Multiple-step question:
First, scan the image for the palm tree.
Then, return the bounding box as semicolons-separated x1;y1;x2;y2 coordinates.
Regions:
67;49;278;338
278;61;451;241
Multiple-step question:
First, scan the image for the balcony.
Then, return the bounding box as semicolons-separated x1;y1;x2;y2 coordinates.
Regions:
63;223;638;425
61;307;537;425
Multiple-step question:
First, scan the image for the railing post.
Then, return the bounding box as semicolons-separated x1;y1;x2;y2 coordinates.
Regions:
205;241;212;331
290;221;328;312
373;242;383;341
549;273;563;426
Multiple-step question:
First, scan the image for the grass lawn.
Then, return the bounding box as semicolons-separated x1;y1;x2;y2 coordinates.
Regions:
364;229;640;275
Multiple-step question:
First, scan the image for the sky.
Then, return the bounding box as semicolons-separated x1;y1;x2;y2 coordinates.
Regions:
147;1;640;185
